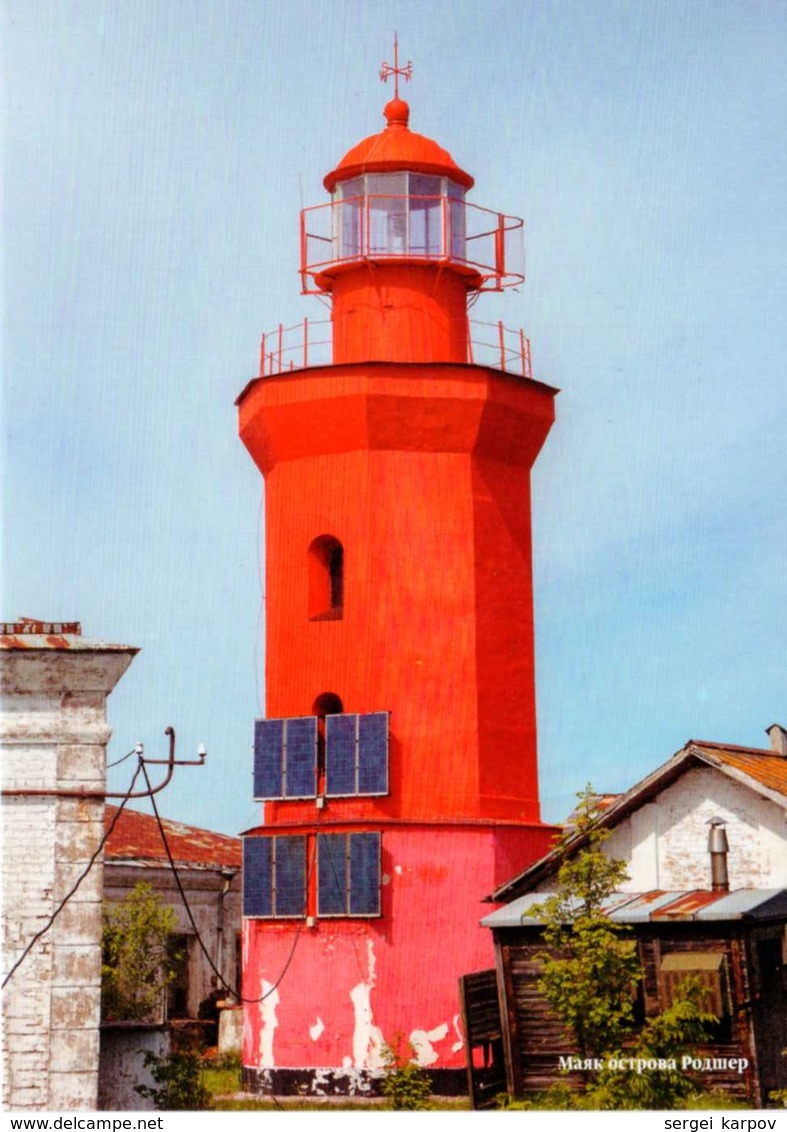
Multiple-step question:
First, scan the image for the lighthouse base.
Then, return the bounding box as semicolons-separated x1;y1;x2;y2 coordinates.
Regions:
241;822;556;1091
240;1064;468;1099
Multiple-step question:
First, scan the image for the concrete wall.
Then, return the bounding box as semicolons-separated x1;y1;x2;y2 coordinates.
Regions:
98;1026;169;1111
1;641;136;1110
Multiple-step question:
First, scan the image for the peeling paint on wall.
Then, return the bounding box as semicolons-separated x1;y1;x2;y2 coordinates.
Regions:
258;980;279;1068
451;1013;464;1053
349;940;386;1069
409;1022;449;1066
309;1017;325;1042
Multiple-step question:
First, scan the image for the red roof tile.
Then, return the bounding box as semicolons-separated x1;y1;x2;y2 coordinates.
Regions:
105;806;241;870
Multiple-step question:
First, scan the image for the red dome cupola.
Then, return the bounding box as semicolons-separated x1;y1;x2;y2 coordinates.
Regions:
300;79;524;365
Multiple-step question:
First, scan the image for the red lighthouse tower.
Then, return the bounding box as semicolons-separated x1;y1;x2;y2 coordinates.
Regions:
237;54;558;1093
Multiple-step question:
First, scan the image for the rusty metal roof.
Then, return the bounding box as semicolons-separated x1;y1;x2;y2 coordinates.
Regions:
0;622;135;652
105;806;241;871
690;741;787;799
481;888;787;930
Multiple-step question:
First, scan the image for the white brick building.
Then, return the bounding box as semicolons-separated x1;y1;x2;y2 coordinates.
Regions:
1;621;137;1111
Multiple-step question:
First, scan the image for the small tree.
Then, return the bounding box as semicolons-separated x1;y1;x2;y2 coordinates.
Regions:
590;977;717;1109
535;785;640;1061
101;882;178;1022
528;786;719;1110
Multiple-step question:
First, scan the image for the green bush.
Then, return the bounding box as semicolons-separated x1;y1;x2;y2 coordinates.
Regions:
136;1048;211;1111
380;1040;433;1111
101;882;178;1023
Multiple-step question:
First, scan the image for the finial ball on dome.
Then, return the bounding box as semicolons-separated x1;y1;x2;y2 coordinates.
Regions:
384;97;410;128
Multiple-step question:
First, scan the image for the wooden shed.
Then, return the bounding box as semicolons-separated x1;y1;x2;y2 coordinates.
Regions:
460;729;787;1108
463;888;787;1108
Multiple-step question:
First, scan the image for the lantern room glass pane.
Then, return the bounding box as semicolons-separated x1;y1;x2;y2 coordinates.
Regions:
447;179;466;259
336;177;362;260
409;175;443;256
366;173;407;255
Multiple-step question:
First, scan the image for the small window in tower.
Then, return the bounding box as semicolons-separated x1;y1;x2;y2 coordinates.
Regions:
312;692;344;717
317;832;381;918
308;535;344;621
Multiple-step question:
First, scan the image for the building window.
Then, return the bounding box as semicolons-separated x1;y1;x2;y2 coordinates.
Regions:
308;535;344;620
325;711;389;797
317;832;381;917
253;716;318;800
166;935;190;1019
242;835;307;919
659;951;731;1033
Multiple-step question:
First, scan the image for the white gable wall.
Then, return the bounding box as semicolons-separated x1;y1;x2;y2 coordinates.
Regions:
603;766;786;891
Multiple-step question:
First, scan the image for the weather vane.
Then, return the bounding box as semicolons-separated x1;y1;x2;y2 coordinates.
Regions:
380;33;412;100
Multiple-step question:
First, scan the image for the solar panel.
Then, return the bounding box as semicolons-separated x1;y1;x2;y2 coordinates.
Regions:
357;712;389;795
317;834;347;915
349;832;381;915
253;718;284;799
325;714;358;796
275;836;307;917
243;837;272;917
284;716;318;797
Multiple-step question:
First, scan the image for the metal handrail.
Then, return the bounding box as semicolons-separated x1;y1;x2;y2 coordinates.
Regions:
256;318;532;380
299;195;525;293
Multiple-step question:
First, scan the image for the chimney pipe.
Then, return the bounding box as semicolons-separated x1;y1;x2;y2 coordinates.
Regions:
707;818;729;892
765;724;787;756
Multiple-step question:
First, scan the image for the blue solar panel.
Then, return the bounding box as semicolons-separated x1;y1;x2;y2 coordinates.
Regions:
253;719;284;799
284;717;317;798
357;713;388;795
317;834;347;915
275;836;306;917
349;833;381;915
243;838;272;917
325;714;358;796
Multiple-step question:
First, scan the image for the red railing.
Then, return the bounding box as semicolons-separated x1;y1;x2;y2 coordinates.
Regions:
300;195;525;293
257;318;532;380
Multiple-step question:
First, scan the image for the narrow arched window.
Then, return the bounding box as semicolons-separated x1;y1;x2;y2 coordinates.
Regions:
312;692;344;717
308;535;344;620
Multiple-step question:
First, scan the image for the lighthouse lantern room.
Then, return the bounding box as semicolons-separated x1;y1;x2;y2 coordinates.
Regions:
237;44;559;1094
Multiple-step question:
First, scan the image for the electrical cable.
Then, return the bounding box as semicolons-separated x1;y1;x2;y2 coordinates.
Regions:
139;759;336;1006
2;761;144;988
107;745;139;769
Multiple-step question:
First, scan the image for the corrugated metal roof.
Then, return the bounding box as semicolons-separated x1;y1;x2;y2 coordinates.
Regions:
481;888;787;930
105;806;241;870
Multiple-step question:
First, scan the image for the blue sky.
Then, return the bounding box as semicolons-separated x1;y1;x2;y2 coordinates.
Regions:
3;0;786;836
